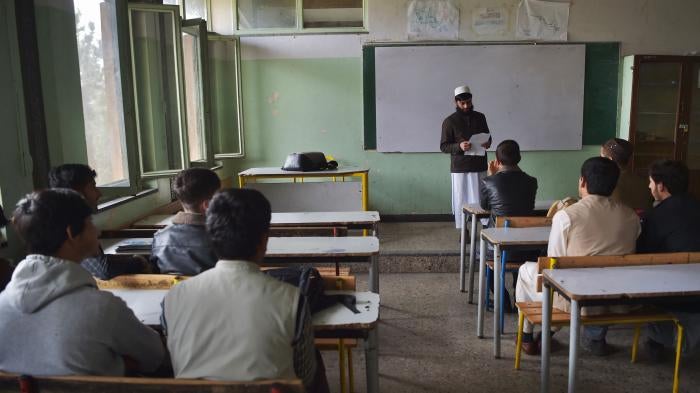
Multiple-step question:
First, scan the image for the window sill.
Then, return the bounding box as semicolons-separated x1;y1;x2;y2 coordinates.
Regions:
96;188;159;213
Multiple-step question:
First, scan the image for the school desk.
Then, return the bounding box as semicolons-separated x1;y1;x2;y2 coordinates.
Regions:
460;200;554;299
476;226;551;358
541;264;700;393
133;211;380;234
101;236;381;293
238;167;369;212
107;288;381;393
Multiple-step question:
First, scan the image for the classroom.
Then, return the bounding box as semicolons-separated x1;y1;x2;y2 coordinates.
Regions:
1;0;700;392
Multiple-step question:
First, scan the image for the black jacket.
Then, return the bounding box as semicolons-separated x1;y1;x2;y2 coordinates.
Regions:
440;109;490;173
480;169;538;223
637;193;700;253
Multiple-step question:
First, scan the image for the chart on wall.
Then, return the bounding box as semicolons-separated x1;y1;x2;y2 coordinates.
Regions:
373;44;586;152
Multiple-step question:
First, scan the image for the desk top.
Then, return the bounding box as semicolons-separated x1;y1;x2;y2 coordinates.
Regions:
107;288;379;329
102;236;380;257
544;264;700;301
480;226;551;246
462;200;555;215
133;211;381;229
239;167;368;177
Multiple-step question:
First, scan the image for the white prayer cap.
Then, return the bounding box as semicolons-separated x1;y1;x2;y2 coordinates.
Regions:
454;85;471;97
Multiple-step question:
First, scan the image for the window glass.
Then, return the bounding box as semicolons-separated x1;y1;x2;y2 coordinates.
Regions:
182;30;206;162
129;7;187;175
208;37;243;156
303;0;363;28
74;0;130;186
237;0;296;29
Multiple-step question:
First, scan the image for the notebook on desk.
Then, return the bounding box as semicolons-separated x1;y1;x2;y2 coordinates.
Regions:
115;238;153;253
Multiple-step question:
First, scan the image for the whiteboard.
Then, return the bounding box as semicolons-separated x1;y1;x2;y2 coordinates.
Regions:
374;44;585;152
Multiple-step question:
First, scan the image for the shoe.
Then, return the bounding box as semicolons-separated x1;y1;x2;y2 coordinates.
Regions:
582;338;613;357
644;338;665;364
516;335;541;356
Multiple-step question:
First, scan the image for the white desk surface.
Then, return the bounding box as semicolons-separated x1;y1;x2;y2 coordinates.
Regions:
239;167;368;177
133;211;381;229
102;236;380;257
544;263;700;301
462;200;554;215
107;288;379;329
480;226;551;246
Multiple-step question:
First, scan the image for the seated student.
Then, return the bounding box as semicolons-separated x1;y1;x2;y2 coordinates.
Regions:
48;164;151;279
480;139;538;224
0;189;165;376
636;160;700;359
162;189;329;393
600;138;652;212
479;139;538;310
151;168;220;275
515;157;640;355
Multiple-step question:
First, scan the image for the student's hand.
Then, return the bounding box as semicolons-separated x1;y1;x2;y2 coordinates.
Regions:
488;160;499;176
460;141;472;151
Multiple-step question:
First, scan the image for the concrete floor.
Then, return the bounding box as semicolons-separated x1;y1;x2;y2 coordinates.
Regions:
317;222;700;392
321;273;700;393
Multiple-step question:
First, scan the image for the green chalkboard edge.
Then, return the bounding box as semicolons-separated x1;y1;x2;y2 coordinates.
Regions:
362;41;621;151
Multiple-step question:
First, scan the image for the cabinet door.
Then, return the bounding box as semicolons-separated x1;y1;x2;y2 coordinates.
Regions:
686;61;700;196
631;60;683;176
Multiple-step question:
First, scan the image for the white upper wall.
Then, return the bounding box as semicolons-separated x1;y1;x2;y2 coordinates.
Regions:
237;0;700;60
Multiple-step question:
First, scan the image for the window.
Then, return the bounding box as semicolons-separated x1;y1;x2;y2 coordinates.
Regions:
73;0;131;187
182;19;211;164
234;0;367;34
208;35;244;157
128;4;189;177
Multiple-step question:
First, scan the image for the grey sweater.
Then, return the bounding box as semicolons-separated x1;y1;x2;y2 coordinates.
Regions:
0;254;165;376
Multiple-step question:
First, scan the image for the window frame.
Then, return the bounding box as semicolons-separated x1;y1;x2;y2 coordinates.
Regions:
207;34;245;158
232;0;368;36
127;2;191;178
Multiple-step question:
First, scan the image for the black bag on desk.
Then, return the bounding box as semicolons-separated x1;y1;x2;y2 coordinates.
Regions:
264;266;359;315
281;152;338;171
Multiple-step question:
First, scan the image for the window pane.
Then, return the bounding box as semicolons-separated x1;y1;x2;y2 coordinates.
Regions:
74;0;130;186
303;0;363;28
182;31;206;162
129;7;186;174
238;0;296;29
185;0;208;20
208;38;242;156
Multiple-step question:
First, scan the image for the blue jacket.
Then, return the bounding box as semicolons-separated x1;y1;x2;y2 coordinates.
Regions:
150;212;217;275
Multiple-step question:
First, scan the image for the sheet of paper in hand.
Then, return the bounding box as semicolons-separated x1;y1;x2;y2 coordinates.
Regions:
464;133;490;156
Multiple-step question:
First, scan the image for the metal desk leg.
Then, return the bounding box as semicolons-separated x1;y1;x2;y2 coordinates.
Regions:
460;214;468;292
568;300;580;393
467;213;478;303
540;283;552;393
477;236;487;338
493;244;501;358
365;326;379;393
370;255;379;294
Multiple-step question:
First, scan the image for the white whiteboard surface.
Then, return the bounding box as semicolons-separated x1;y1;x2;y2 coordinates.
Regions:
374;44;585;152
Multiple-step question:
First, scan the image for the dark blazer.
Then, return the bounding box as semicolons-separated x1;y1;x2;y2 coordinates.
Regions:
637;193;700;253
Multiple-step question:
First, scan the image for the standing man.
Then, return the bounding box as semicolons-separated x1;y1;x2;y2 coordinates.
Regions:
440;85;492;228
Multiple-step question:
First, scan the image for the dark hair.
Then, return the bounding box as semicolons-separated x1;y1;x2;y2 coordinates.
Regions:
12;189;93;255
649;160;689;195
48;164;97;190
496;140;521;166
580;157;620;197
601;138;634;168
206;189;271;261
173;168;221;209
455;93;472;101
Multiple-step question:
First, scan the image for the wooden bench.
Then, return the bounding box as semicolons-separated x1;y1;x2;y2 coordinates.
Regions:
0;372;303;393
514;253;700;374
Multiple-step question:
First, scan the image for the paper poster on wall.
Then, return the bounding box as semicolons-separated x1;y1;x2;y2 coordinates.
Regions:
515;0;569;41
472;7;506;36
407;0;460;40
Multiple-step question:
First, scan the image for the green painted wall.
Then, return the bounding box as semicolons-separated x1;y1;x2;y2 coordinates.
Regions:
234;57;598;214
